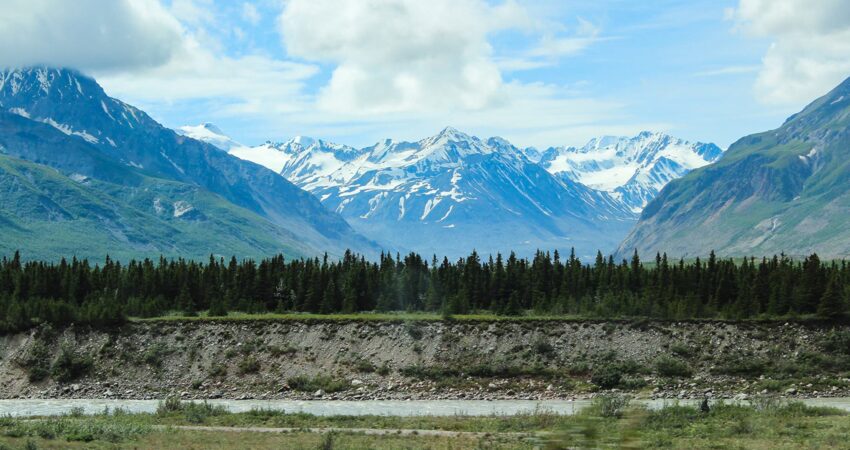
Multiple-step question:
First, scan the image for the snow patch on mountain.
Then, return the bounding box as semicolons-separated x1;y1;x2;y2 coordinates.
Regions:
537;131;724;212
176;123;242;151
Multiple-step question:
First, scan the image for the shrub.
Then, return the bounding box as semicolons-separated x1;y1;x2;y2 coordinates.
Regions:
590;364;623;389
208;364;227;378
353;359;375;373
51;344;93;382
141;343;170;369
405;322;424;340
237;356;260;374
287;375;348;393
156;398;228;424
18;341;51;382
534;339;555;357
822;329;850;355
655;356;692;377
711;356;769;376
567;361;591;376
586;394;632;418
669;343;696;358
268;345;298;357
376;363;391;376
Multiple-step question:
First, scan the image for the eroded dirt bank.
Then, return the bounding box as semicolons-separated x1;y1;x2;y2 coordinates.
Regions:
1;319;848;400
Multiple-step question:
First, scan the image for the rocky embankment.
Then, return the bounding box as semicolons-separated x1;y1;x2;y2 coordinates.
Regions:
1;319;849;400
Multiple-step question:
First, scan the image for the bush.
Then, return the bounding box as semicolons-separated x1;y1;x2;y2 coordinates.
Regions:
208;364;227;378
156;398;228;424
141;343;170;369
591;364;623;389
655;356;692;377
18;341;51;382
51;344;93;382
534;340;555;357
822;329;850;355
237;356;260;374
669;343;696;358
586;394;632;418
405;322;424;340
353;359;375;373
711;356;769;376
287;375;348;393
268;345;298;356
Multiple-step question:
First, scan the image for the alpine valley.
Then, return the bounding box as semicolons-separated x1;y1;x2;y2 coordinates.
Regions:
185;124;722;258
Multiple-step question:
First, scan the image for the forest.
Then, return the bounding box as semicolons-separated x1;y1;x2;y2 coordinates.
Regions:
0;249;848;332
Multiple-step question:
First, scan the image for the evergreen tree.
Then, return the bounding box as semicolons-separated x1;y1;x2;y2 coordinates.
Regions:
817;275;845;319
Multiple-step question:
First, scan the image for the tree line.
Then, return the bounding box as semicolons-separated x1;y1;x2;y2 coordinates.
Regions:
0;249;848;332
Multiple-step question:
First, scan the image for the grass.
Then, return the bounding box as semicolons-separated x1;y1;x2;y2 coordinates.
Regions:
130;310;836;324
1;398;847;449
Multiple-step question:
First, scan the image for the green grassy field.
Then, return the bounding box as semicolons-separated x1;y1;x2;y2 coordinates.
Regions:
1;397;847;449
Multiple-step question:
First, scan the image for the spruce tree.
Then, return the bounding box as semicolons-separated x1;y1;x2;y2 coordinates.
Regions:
817;276;845;319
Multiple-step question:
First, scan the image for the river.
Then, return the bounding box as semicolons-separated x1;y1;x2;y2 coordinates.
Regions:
3;398;850;417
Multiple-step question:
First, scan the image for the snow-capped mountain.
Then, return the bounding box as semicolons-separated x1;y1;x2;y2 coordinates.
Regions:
206;126;635;258
536;132;724;212
0;67;378;259
176;123;242;151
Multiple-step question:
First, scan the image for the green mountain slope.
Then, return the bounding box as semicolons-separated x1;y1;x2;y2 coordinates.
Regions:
618;76;850;258
0;68;379;260
0;153;310;261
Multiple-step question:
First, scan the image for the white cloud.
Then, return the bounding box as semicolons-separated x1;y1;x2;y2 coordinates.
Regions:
242;3;261;25
730;0;850;104
693;65;760;77
278;0;529;113
97;35;318;118
0;0;183;71
171;0;216;26
529;19;602;59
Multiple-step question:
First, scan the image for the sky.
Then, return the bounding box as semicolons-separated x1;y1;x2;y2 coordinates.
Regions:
1;0;850;149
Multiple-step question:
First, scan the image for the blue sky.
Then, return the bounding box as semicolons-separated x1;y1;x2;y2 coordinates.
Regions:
4;0;850;149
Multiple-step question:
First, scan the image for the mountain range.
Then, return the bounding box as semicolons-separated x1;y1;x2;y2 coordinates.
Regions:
9;66;844;262
619;75;850;259
0;67;377;260
190;124;722;258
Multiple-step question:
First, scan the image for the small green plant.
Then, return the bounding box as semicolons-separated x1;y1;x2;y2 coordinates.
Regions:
586;394;632;418
268;344;298;356
238;356;260;374
141;343;170;369
590;364;622;389
377;363;391;376
711;355;769;376
655;356;692;377
18;341;51;382
353;359;375;373
287;375;348;393
51;343;93;383
405;322;424;340
534;339;555;357
208;364;227;378
669;343;696;358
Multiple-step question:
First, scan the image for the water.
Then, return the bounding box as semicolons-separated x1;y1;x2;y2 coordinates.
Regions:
3;398;850;417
